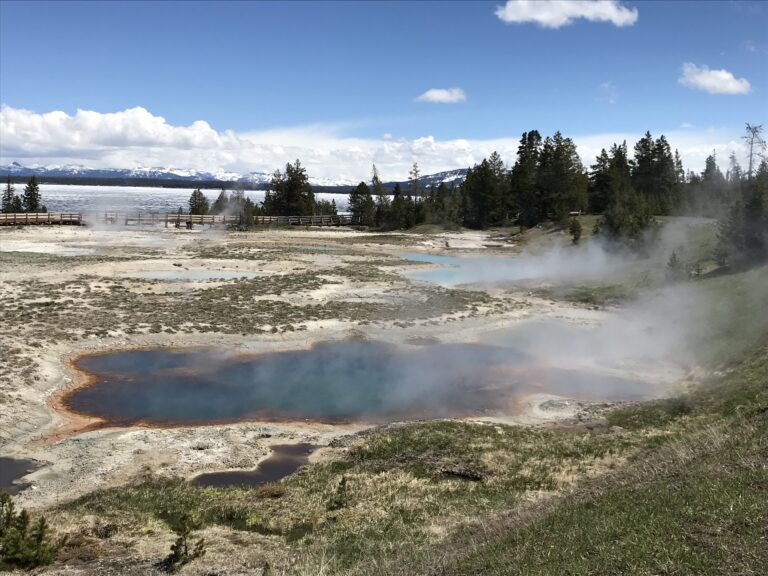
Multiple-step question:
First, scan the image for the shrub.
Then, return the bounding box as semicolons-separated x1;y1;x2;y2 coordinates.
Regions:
156;512;206;572
0;492;64;569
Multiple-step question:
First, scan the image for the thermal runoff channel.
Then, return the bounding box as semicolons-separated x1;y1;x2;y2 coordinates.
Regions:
65;342;655;427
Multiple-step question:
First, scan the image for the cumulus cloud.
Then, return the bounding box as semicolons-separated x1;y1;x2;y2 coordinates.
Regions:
0;104;745;181
415;88;467;104
495;0;638;28
678;63;751;95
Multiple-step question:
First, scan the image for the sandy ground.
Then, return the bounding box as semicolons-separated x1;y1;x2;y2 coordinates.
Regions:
0;224;681;509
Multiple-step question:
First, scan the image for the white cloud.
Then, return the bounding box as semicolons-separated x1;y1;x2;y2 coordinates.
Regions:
597;80;618;104
0;105;744;181
415;88;467;104
678;63;751;95
679;122;695;129
495;0;638;28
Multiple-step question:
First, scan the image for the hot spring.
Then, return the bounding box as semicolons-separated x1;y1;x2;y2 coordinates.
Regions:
63;341;657;427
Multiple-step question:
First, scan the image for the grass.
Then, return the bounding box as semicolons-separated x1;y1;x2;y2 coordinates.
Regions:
57;420;650;573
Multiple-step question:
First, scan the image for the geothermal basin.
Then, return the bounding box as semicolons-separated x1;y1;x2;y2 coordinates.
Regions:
62;341;658;428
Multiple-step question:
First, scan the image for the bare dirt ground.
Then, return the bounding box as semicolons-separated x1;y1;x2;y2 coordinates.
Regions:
0;224;672;511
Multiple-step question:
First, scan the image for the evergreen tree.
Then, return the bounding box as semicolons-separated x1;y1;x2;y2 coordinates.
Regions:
0;492;62;569
569;217;582;244
631;131;656;211
348;182;375;226
188;189;210;215
387;183;409;230
22;176;44;213
596;142;652;244
409;162;421;200
315;199;338;215
211;188;230;214
652;135;679;214
537;132;588;224
462;151;510;228
510;130;542;226
371;164;390;226
666;250;686;282
267;159;315;216
718;160;768;266
1;176;16;213
588;149;612;213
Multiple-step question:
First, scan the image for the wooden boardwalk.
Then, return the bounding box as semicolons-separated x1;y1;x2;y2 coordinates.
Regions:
0;212;83;226
0;212;360;228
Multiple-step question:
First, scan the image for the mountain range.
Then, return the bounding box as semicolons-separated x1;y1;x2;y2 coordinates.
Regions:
2;162;468;192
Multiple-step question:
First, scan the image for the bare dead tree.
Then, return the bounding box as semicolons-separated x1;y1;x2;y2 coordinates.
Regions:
743;123;766;179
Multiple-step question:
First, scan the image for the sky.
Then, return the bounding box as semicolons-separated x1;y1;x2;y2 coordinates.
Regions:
1;0;766;181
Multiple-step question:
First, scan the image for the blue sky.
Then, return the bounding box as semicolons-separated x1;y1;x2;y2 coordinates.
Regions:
1;1;766;180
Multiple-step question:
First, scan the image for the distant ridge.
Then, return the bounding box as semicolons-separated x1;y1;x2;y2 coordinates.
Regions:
2;162;468;193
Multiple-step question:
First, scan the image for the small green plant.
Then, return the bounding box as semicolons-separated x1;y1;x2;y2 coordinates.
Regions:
326;475;349;511
666;250;686;282
157;512;206;572
0;492;64;569
569;217;582;244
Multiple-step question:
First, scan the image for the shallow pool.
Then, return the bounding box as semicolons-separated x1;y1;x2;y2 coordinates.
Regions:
398;252;506;285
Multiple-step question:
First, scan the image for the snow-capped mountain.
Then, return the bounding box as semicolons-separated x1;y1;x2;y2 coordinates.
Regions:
1;162;246;183
384;168;468;190
1;162;468;191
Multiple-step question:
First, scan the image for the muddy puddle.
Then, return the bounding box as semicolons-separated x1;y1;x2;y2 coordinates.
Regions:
0;457;39;495
192;444;315;488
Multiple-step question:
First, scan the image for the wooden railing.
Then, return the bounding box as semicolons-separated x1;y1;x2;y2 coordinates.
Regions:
0;212;83;226
0;212;360;227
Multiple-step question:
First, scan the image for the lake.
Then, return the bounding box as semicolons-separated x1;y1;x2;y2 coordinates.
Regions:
31;184;350;213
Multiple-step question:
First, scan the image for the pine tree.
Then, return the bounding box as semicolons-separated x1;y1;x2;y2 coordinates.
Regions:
1;176;15;213
631;131;656;211
267;160;315;216
596;142;652;244
387;183;409;229
510;130;542;227
666;250;685;281
588;149;612;213
569;217;582;244
211;189;229;214
409;162;421;200
371;164;390;226
652;135;679;214
0;492;62;569
188;189;209;215
537;132;588;224
348;182;375;226
22;176;43;213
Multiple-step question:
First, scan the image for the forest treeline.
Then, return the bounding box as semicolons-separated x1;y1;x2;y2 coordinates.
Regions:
190;125;765;266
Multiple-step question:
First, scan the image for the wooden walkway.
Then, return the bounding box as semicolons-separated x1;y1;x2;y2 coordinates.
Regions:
0;213;83;226
0;212;360;228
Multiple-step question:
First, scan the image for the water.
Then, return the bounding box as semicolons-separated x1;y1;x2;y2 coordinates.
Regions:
123;270;264;281
32;184;349;213
398;252;506;285
297;245;336;252
64;342;654;427
0;457;38;495
192;444;315;488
